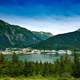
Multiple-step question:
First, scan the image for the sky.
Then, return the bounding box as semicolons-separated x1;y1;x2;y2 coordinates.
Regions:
0;0;80;35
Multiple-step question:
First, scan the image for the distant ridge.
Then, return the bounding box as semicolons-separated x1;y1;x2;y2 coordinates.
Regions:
32;31;53;40
31;29;80;50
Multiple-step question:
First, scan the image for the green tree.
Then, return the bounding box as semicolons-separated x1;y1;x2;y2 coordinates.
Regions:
0;52;4;63
12;52;18;63
23;62;34;76
72;49;80;78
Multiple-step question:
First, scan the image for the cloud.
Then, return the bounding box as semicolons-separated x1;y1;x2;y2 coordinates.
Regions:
0;0;80;34
0;14;80;35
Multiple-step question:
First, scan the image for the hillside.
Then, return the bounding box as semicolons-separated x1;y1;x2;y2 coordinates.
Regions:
31;30;80;50
0;20;42;48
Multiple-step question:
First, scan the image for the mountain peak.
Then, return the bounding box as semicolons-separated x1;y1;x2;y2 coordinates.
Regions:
0;20;9;26
77;28;80;32
0;20;6;23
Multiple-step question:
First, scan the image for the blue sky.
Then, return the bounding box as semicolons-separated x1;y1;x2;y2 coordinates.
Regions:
0;0;80;35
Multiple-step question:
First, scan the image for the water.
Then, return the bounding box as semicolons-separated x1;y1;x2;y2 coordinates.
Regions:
5;54;60;63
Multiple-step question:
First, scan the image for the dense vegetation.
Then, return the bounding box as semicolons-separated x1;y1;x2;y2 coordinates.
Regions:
0;76;78;80
0;50;80;79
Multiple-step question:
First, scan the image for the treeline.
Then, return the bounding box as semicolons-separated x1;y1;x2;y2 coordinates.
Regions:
0;50;80;78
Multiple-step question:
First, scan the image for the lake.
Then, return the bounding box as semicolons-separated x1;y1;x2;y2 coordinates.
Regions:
5;54;60;63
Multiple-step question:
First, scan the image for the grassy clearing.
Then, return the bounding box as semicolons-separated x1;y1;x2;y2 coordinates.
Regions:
0;75;79;80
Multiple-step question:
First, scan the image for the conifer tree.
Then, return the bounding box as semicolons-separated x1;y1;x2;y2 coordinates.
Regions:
72;49;80;78
0;52;4;63
12;52;18;63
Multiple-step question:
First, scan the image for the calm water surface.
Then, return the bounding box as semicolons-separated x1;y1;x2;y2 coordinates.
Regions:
5;54;60;63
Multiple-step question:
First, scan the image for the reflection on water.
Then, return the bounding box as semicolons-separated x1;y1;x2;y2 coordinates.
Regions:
5;54;60;63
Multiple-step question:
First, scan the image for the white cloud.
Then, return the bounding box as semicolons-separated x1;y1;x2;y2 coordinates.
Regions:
0;14;80;35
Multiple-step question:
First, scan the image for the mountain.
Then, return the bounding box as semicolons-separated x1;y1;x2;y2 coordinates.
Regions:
0;20;43;48
32;31;53;40
31;30;80;50
1;19;79;50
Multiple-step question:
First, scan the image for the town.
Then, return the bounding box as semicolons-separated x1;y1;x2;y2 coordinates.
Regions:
0;48;72;55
